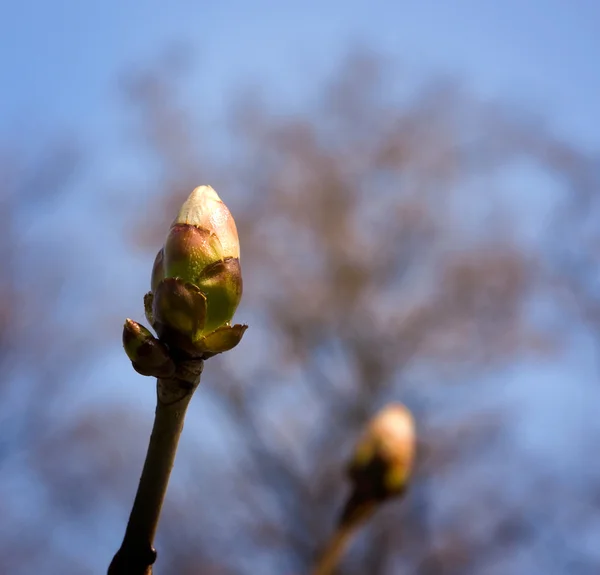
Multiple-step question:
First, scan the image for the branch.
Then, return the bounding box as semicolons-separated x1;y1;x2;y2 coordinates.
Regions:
311;502;375;575
108;359;203;575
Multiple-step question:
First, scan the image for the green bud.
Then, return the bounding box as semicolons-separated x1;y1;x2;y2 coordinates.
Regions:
347;404;416;502
143;185;247;359
162;185;242;334
122;318;176;378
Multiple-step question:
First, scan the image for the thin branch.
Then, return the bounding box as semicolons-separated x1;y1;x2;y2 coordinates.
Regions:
311;502;375;575
108;359;203;575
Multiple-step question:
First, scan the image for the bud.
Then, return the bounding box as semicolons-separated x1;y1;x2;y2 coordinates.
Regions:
122;319;176;378
147;185;246;358
346;404;416;505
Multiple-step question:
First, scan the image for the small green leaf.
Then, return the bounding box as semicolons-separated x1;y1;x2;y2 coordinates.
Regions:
196;324;248;357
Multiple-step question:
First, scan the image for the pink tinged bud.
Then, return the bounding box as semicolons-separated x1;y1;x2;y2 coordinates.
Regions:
143;185;247;359
173;185;240;261
161;186;243;335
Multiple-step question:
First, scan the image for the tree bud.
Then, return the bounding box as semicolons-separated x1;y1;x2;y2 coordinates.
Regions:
146;186;246;358
122;319;176;378
347;404;416;502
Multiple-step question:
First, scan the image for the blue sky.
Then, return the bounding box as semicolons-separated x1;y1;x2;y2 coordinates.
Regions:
2;0;599;570
2;0;599;149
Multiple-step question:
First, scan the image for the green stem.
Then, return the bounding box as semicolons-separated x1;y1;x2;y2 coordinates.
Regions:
311;503;374;575
109;360;203;575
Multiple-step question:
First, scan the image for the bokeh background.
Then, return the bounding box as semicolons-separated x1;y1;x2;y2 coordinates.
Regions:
2;1;600;574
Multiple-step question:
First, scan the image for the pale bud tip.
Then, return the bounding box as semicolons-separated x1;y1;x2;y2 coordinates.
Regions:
174;185;223;227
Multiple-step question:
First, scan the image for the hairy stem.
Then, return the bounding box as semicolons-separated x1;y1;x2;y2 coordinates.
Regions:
108;360;203;575
311;502;375;575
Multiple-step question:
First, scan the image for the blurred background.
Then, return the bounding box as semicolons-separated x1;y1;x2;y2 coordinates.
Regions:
2;1;600;574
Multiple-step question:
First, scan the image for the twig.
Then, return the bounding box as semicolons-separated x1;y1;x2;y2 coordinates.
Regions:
108;359;203;575
311;502;375;575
